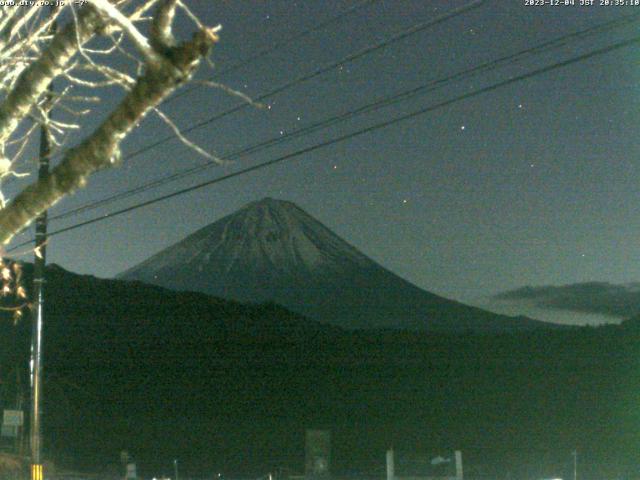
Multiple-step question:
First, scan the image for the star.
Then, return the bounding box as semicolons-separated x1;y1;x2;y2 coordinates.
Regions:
518;104;523;109
460;125;466;131
402;199;408;204
332;165;337;170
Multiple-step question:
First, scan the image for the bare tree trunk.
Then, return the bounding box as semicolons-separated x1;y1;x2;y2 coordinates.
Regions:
0;0;220;245
0;6;101;145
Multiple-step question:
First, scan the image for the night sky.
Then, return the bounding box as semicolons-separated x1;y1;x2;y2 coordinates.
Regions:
7;0;640;325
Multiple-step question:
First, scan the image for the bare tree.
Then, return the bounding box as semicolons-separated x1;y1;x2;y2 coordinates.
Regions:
0;0;221;245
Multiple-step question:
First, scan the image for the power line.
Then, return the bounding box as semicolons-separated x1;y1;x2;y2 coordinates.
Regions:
108;0;486;163
31;0;381;170
50;11;640;222
190;4;640;98
10;32;640;251
165;0;381;105
3;0;488;244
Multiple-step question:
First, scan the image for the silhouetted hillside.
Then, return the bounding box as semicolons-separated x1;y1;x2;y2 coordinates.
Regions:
0;264;637;480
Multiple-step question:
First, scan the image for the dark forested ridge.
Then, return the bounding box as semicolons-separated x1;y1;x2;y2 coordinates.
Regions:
0;264;637;479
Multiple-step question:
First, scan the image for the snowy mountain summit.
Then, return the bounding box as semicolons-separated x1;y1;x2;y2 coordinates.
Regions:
120;198;550;332
123;197;370;278
200;196;372;274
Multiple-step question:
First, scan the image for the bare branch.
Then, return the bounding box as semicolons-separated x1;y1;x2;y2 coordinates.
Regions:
130;0;163;22
151;0;179;49
88;0;162;65
196;80;265;108
0;19;220;244
0;5;103;146
154;107;223;164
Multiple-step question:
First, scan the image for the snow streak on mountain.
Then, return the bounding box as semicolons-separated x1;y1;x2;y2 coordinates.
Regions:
120;198;550;332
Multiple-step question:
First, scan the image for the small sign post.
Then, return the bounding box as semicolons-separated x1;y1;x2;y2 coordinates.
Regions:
126;463;137;480
1;410;23;438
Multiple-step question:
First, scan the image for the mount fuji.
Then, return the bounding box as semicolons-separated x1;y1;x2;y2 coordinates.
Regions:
119;197;550;332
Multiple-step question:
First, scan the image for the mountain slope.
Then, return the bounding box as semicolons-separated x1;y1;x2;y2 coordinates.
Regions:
0;262;341;470
0;264;634;477
120;198;550;332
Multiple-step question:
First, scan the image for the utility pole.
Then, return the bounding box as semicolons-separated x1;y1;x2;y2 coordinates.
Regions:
30;10;55;478
174;459;179;480
29;106;51;480
15;366;23;455
572;449;577;480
